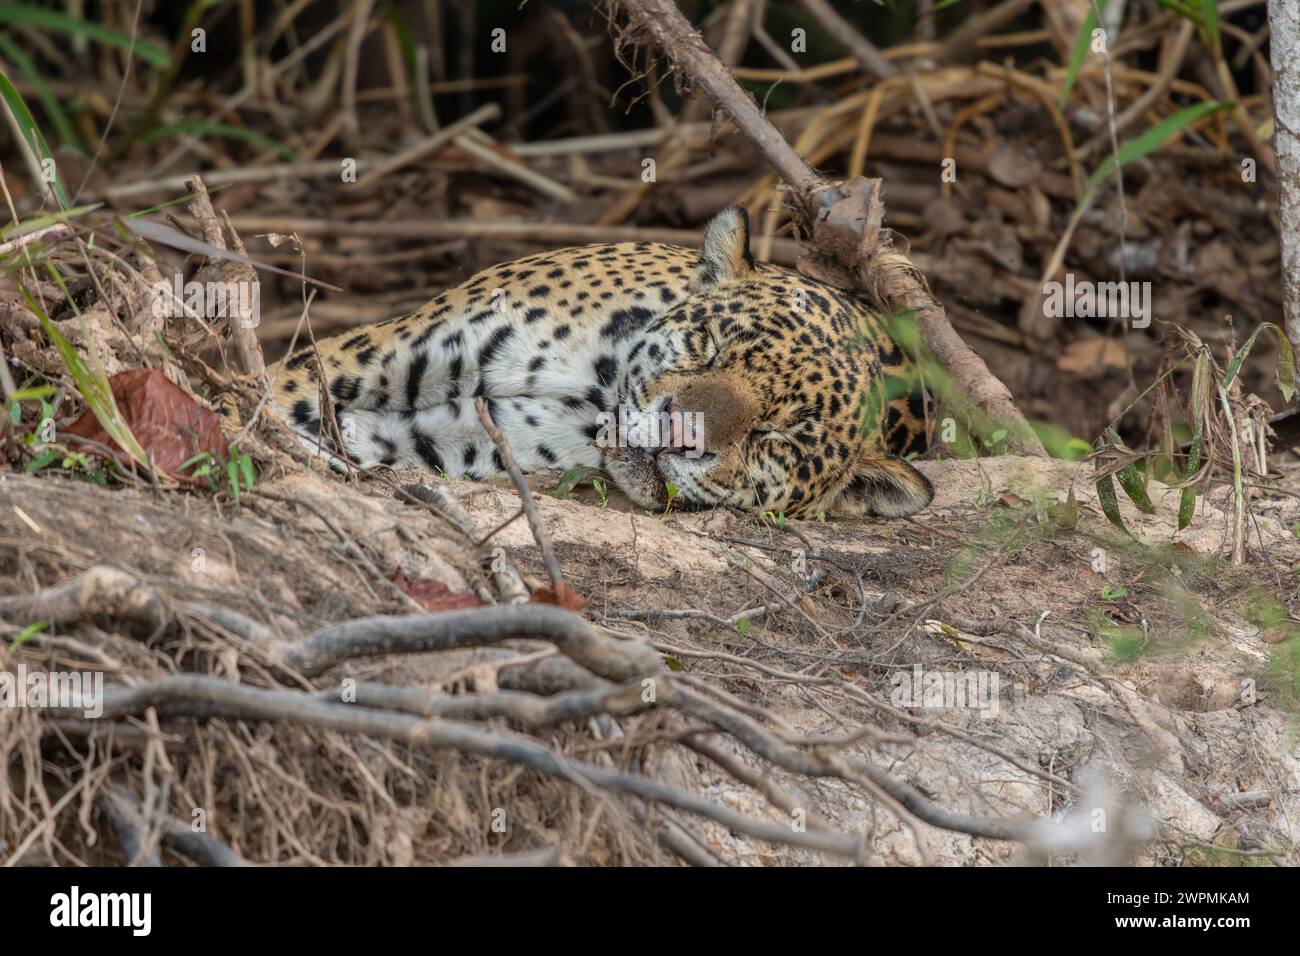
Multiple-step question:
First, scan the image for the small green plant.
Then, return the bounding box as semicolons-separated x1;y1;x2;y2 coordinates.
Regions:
982;428;1008;450
25;447;107;485
592;478;608;508
178;444;257;502
1101;584;1129;601
762;510;786;529
551;465;598;499
1099;618;1148;663
6;383;58;426
735;617;751;636
662;481;679;517
11;379;110;486
9;620;48;651
1244;590;1291;632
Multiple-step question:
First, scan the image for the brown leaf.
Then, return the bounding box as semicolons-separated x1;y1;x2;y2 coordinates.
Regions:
1057;339;1129;377
393;570;482;612
985;142;1043;188
64;368;229;481
529;580;588;612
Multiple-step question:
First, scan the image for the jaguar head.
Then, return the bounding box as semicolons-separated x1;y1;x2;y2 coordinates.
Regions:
601;206;932;518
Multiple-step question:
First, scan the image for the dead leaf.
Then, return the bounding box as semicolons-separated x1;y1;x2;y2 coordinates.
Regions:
986;142;1043;188
64;368;229;481
393;570;483;612
529;580;588;612
1057;338;1129;376
919;197;967;242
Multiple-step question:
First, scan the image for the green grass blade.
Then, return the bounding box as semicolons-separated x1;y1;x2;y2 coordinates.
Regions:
1059;0;1106;107
552;465;598;499
140;121;296;159
385;4;419;79
1096;472;1129;535
0;204;101;240
1153;0;1202;20
0;5;168;68
1222;322;1296;403
1094;435;1132;535
9;385;58;402
0;69;70;208
1079;101;1234;211
10;620;48;651
1105;427;1156;515
1178;427;1203;529
1202;0;1221;54
123;193;201;219
0;34;78;148
19;286;149;469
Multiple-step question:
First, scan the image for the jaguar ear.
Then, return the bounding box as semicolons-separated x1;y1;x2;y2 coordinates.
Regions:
691;206;755;292
838;457;934;518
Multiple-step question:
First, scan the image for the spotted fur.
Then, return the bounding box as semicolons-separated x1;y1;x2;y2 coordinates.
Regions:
270;207;933;518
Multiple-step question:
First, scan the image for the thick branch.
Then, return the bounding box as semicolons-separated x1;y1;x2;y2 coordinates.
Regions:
280;604;663;682
185;174;266;381
59;675;870;861
616;0;824;217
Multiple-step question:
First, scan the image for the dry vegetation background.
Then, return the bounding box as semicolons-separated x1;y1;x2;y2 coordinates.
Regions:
1;0;1299;867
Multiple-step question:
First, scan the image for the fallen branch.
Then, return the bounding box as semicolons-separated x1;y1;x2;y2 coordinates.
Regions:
474;397;569;595
0;565;166;630
100;785;249;867
184;175;266;382
279;604;660;682
0;222;74;256
316;678;649;725
56;674;872;861
96;786;162;867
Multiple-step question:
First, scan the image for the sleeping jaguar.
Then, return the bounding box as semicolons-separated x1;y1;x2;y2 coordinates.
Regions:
270;206;933;518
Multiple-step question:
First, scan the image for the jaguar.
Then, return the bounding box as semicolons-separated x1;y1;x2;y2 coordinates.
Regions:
270;206;933;518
